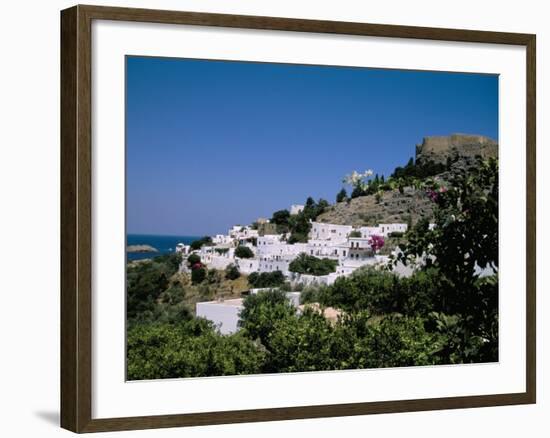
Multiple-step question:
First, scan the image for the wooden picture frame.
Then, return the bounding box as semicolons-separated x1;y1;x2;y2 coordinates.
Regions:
61;4;536;433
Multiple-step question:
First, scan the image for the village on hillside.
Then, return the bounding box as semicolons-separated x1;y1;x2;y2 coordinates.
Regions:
175;208;426;333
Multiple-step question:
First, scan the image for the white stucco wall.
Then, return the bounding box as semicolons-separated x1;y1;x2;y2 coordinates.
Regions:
196;299;244;334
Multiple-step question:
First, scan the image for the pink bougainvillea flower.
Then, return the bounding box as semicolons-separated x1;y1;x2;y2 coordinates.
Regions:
369;234;385;252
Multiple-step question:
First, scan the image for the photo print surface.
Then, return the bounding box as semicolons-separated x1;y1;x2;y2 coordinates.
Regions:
125;56;499;380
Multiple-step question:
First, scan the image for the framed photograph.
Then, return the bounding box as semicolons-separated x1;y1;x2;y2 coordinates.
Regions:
60;5;536;433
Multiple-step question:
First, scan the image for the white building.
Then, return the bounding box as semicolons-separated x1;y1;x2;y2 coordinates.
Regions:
309;222;353;241
196;299;244;334
257;235;307;259
358;226;382;238
306;238;348;259
379;223;408;236
175;243;191;255
258;256;291;275
229;225;259;241
186;219;411;283
235;257;259;274
212;234;233;245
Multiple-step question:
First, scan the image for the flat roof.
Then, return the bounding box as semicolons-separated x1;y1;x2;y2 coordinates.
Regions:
197;298;244;307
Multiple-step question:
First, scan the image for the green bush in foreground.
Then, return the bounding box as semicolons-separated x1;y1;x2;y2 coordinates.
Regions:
127;319;265;380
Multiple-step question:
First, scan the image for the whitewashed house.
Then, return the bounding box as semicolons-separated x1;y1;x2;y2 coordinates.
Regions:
258;256;291;275
212;234;233;245
235;257;260;274
359;226;383;238
229;225;259;241
196;299;244;335
175;243;191;255
379;223;408;236
309;222;353;241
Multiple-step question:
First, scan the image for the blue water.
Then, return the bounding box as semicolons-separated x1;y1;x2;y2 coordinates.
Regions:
127;234;200;261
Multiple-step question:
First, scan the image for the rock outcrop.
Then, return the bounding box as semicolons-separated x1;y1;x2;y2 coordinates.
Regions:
127;244;158;253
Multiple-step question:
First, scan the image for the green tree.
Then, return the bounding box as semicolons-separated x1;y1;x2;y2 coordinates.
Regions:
191;266;207;284
190;236;212;250
238;290;296;345
187;253;201;266
127;253;182;320
235;245;254;258
288;253;338;276
336;188;348;203
247;271;285;288
394;157;499;361
225;264;241;280
127;320;265;380
271;209;291;226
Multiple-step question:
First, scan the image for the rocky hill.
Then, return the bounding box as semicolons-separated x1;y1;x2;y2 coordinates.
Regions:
318;186;432;227
317;134;497;227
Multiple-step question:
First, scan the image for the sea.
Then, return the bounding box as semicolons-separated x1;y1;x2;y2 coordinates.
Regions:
126;234;200;261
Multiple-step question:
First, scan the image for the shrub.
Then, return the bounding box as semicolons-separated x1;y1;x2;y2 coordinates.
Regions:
187;253;201;265
247;271;285;288
127;320;265;380
336;188;348;203
191;266;207;284
225;264;241;280
288;253;338;276
388;231;404;238
235;245;254;259
190;236;212;250
238;290;296;345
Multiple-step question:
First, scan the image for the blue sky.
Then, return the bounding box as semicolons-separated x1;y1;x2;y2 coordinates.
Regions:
126;56;498;236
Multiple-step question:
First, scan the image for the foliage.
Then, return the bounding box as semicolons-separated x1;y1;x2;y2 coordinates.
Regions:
191;266;207;284
190;236;213;250
127;253;182;320
336;188;348;203
225;264;241;280
238;290;296;345
187;253;201;266
270;209;291;227
344;313;445;368
392;157;499;360
315;266;443;316
235;245;254;259
395;157;498;289
127;320;265;380
269;196;329;242
247;271;285;288
349;230;361;238
388;231;404;238
391;157;449;181
288;253;338;276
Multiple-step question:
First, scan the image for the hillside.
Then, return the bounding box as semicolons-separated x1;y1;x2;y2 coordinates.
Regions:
318;186;433;227
317;133;497;227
